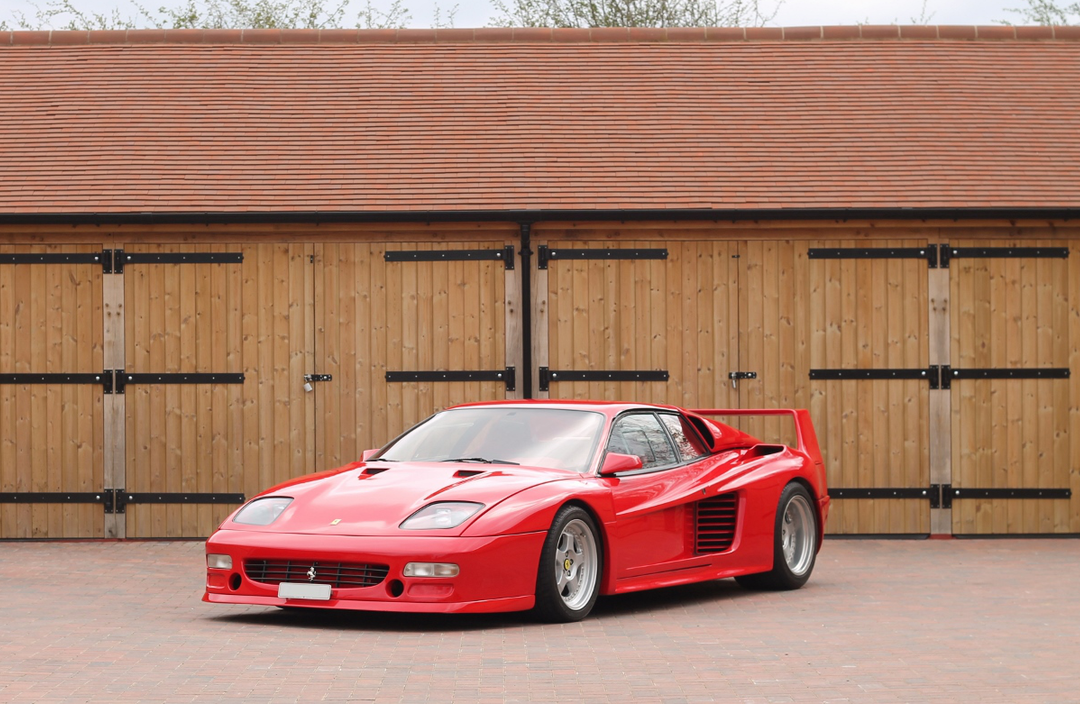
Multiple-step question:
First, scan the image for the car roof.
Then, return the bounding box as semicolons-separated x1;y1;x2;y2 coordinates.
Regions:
447;399;681;417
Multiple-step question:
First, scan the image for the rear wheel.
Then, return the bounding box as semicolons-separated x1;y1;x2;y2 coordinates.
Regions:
736;483;818;591
534;505;602;622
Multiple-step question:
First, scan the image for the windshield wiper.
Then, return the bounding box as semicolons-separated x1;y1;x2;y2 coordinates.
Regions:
439;457;520;465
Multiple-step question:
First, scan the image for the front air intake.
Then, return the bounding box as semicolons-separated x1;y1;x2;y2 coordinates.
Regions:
245;559;389;588
695;493;738;554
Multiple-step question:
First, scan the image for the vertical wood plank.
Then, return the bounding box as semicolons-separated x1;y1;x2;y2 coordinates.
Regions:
928;246;951;535
533;239;550;400
371;243;388;443
103;268;124;538
504;244;523;401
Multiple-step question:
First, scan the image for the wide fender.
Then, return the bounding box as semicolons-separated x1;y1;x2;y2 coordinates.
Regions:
462;480;614;538
731;450;827;567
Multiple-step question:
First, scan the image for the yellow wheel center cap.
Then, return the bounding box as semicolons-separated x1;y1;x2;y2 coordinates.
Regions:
564;558;572;571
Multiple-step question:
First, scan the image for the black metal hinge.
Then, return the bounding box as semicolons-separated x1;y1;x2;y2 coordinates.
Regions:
0;252;112;272
385;246;515;270
938;366;1070;390
111;491;246;514
0;491;247;514
537;245;668;270
810;367;944;390
935;485;1071;509
808;244;1069;269
4;248;246;273
385;367;516;392
808;247;938;268
112;371;245;395
832;485;1071;510
108;249;244;275
938;244;1069;269
829;488;933;501
0;373;114;394
538;367;669;392
0;492;113;507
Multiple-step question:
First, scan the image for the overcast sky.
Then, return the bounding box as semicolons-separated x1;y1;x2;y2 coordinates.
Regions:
442;0;1023;28
0;0;1029;30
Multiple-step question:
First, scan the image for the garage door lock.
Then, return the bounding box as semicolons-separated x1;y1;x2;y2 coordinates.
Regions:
728;371;757;389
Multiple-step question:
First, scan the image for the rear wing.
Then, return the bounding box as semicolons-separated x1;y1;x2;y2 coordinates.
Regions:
689;408;823;466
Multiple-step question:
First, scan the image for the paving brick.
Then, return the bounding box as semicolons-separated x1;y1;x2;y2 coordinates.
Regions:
0;539;1076;701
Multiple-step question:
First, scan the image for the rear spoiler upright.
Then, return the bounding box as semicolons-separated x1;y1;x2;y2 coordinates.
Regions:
689;408;823;466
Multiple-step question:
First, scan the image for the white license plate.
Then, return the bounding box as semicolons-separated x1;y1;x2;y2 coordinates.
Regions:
278;582;332;600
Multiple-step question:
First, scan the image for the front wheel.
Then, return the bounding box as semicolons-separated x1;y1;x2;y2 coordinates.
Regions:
736;483;818;591
534;505;602;622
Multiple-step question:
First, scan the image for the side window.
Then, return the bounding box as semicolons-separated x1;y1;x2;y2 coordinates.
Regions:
660;414;709;462
607;414;677;469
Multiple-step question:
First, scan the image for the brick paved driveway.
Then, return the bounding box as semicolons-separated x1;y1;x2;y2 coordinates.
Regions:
1;538;1078;703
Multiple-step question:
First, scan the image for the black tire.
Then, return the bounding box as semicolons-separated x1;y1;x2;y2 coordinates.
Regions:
534;505;603;622
736;483;818;591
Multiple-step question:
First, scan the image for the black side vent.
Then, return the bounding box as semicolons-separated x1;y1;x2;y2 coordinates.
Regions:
746;444;785;459
362;467;391;476
695;493;739;554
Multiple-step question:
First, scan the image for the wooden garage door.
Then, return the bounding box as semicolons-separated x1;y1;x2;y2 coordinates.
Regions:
122;243;313;538
802;240;931;535
949;240;1075;534
314;239;515;471
535;234;931;535
535;236;740;410
0;245;105;538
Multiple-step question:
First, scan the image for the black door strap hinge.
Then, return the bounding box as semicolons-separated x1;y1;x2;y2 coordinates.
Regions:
111;491;246;514
0;373;115;394
385;367;516;392
385;246;515;270
938;366;1070;390
831;485;1071;510
807;244;1069;269
810;367;944;390
538;367;669;392
536;245;668;270
112;371;246;395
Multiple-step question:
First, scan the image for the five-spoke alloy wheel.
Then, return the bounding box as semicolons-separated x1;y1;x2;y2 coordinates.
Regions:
535;505;602;622
736;482;819;591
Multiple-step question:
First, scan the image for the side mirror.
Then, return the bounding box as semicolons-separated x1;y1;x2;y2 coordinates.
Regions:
599;452;644;476
361;449;380;461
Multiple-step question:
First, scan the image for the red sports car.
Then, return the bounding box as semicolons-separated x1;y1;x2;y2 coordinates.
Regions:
204;401;829;622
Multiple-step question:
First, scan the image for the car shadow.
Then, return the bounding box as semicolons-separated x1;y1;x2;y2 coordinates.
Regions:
592;577;752;617
203;578;756;631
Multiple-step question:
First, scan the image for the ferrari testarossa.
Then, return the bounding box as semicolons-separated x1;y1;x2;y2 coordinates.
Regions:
204;401;829;622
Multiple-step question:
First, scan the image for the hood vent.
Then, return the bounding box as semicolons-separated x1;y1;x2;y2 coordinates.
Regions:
454;469;485;478
362;466;390;476
695;493;738;554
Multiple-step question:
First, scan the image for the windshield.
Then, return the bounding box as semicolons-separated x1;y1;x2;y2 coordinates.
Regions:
377;407;606;474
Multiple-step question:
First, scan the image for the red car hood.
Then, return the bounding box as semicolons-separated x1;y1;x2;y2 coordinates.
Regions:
234;462;577;537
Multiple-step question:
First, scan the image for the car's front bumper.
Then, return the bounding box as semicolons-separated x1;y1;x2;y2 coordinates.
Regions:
203;529;545;614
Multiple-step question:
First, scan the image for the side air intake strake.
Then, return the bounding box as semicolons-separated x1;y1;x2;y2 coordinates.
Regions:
244;559;389;588
695;493;739;554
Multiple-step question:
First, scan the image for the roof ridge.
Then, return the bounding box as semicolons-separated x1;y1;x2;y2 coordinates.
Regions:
2;25;1079;46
